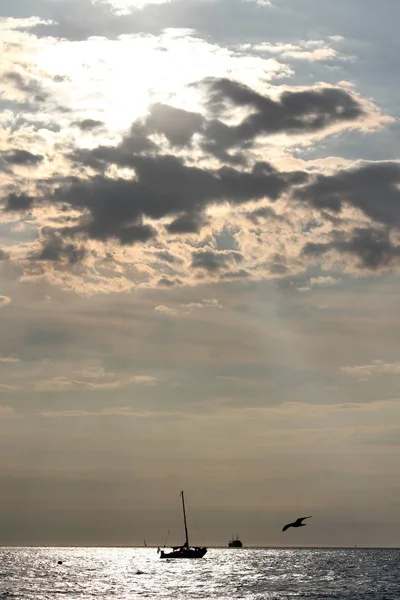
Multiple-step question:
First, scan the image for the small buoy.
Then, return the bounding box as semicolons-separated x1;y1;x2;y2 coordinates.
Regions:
58;561;63;565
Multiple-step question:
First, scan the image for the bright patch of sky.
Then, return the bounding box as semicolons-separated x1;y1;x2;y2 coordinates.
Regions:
18;26;290;137
93;0;173;15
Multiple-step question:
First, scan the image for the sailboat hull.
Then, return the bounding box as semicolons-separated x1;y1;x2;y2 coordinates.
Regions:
160;547;207;559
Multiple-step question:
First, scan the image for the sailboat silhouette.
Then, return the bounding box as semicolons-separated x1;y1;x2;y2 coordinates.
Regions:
158;491;207;559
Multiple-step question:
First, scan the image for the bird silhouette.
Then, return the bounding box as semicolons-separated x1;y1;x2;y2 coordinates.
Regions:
282;516;312;532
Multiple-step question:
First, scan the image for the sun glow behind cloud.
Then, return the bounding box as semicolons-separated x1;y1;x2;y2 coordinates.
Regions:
20;26;290;136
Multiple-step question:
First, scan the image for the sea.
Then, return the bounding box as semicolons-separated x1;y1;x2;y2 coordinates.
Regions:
0;547;399;600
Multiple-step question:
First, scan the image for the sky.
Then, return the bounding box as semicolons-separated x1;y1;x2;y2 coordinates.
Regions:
0;0;400;548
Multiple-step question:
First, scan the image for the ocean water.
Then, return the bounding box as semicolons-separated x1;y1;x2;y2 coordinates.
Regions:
0;547;399;600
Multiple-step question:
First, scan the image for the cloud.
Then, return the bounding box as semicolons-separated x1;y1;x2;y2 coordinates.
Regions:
202;78;365;143
3;193;34;212
184;298;222;310
0;16;396;293
310;276;338;287
191;249;244;273
33;232;87;265
72;119;104;132
0;296;11;307
38;405;168;419
71;122;158;169
165;212;209;234
0;17;52;31
95;0;171;16
42;146;308;252
342;361;400;378
2;71;48;104
240;40;340;62
246;205;284;224
303;227;400;270
34;373;157;392
155;298;222;316
294;162;400;227
129;375;157;384
0;350;158;393
0;404;18;415
0;357;20;364
144;103;204;147
155;304;177;316
1;150;44;167
297;275;339;292
67;78;381;170
0;384;22;392
245;0;271;6
37;407;137;419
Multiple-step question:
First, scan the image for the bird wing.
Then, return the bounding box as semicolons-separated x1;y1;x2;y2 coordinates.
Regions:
282;523;292;532
297;516;312;523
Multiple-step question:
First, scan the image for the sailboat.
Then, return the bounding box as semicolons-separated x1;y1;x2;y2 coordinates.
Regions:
158;490;207;559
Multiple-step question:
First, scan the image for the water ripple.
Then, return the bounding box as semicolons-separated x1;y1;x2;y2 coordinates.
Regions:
0;547;399;599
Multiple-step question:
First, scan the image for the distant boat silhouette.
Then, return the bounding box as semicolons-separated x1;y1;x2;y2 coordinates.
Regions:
228;535;243;548
158;491;207;559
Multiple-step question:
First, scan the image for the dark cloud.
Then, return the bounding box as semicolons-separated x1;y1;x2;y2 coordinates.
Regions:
3;72;48;103
34;232;86;264
166;213;209;234
53;176;161;244
270;263;289;275
200;78;365;151
2;150;44;166
113;223;156;246
191;249;243;273
246;205;284;224
71;123;158;170
157;277;180;287
60;146;307;246
144;104;204;147
294;162;400;227
0;248;10;261
303;227;400;269
126;79;368;165
152;251;180;265
218;162;308;202
199;139;247;166
220;268;251;279
72;119;104;132
3;193;34;212
1;66;386;284
71;78;365;167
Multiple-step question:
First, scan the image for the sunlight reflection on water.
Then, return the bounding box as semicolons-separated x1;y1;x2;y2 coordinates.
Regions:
0;547;399;599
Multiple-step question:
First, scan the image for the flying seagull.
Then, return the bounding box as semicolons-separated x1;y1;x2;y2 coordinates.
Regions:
282;516;312;532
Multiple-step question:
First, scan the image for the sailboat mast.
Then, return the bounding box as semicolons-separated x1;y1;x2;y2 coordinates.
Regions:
180;490;189;548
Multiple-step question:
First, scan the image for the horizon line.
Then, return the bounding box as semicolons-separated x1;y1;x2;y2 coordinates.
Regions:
0;544;399;549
